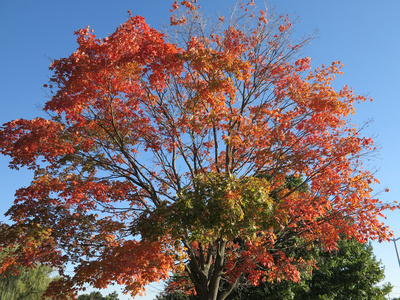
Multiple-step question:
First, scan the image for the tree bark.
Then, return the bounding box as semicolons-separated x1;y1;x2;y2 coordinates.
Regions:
187;239;235;300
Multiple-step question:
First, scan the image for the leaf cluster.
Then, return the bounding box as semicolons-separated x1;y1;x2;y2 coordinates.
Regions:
137;173;274;243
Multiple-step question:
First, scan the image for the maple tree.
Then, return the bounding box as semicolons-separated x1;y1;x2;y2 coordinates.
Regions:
0;1;397;300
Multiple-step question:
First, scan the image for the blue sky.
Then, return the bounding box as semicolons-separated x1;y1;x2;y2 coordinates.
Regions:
1;0;400;299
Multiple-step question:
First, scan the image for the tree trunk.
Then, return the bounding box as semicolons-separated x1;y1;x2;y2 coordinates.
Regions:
185;239;237;300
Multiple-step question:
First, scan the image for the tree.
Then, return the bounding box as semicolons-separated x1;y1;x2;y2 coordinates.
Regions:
0;1;396;300
0;265;54;300
0;250;54;300
156;290;196;300
300;239;392;300
77;291;119;300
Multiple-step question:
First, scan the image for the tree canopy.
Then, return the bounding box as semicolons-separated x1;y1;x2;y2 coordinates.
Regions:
0;1;397;300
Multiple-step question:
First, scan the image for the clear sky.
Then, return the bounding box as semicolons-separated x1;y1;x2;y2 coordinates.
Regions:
1;0;400;299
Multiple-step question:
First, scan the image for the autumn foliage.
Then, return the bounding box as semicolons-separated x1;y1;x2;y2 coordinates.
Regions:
0;1;396;300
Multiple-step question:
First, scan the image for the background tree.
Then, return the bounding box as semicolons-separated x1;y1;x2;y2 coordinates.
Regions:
0;1;396;300
156;290;196;300
0;250;54;300
77;291;119;300
0;265;54;300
